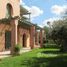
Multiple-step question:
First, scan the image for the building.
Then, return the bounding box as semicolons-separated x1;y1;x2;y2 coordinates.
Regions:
0;0;45;54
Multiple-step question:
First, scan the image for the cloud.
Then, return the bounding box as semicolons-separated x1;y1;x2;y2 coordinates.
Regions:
51;5;67;15
20;0;43;18
20;0;26;6
20;0;30;9
29;6;43;18
42;17;60;27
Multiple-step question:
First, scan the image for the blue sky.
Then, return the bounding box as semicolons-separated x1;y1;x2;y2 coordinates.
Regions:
21;0;67;27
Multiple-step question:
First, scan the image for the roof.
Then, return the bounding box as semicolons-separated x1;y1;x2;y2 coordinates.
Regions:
19;19;42;30
20;5;29;15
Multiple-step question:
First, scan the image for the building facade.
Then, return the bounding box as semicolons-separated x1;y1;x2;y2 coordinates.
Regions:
0;0;45;54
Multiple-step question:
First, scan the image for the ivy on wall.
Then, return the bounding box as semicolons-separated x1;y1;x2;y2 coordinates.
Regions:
0;16;19;24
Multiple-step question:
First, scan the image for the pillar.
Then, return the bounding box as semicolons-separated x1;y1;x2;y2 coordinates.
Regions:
35;31;39;45
40;29;43;48
30;25;35;49
10;19;18;54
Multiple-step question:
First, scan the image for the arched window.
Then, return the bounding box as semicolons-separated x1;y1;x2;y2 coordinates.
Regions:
6;4;13;18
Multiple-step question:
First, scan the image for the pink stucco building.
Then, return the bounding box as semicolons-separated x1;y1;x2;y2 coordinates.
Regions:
0;0;45;54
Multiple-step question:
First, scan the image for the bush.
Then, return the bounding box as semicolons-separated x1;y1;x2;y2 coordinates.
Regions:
14;44;21;55
45;43;59;48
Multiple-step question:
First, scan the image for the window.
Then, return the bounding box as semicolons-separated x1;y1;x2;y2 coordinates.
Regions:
6;4;13;18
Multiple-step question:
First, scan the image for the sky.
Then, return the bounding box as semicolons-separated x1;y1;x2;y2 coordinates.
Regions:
20;0;67;27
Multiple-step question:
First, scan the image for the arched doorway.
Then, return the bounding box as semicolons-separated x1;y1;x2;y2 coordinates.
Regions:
5;31;11;50
22;34;27;47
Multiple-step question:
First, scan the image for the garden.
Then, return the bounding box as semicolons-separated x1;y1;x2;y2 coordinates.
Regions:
0;44;67;67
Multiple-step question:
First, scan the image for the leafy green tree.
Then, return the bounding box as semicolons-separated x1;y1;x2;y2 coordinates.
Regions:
50;18;67;52
43;26;49;39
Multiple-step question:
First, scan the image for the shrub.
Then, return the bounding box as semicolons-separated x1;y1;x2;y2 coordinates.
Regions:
14;44;21;55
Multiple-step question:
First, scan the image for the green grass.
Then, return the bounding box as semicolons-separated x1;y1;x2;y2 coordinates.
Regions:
0;48;67;67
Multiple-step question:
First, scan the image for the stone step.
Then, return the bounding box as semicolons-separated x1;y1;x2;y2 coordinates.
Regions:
20;47;31;53
0;47;31;58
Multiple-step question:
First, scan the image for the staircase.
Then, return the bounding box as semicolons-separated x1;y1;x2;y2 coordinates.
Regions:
20;47;31;54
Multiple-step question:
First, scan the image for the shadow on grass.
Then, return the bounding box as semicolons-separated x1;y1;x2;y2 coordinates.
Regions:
41;49;63;54
20;49;67;67
21;56;67;67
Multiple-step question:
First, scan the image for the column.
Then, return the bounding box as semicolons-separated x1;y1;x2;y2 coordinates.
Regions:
30;25;35;49
40;29;43;48
35;31;39;45
10;19;18;54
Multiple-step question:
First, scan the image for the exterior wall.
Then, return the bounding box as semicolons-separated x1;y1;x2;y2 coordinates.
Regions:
18;27;30;48
30;25;35;49
0;0;20;19
0;0;20;52
0;0;44;52
0;24;11;51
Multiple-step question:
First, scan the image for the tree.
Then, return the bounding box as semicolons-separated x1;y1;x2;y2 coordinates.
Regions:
50;18;67;52
43;26;49;39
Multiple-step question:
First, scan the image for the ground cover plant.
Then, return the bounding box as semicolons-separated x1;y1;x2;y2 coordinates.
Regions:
0;46;67;67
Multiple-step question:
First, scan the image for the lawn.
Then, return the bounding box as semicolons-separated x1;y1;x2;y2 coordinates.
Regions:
0;47;67;67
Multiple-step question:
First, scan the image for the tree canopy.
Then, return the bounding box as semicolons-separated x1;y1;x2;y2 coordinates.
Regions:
50;17;67;52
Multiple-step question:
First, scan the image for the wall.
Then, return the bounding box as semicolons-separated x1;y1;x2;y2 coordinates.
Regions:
0;0;20;19
0;24;11;51
18;27;30;48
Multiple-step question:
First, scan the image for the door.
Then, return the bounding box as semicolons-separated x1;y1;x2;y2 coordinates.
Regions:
23;34;26;47
5;31;11;50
